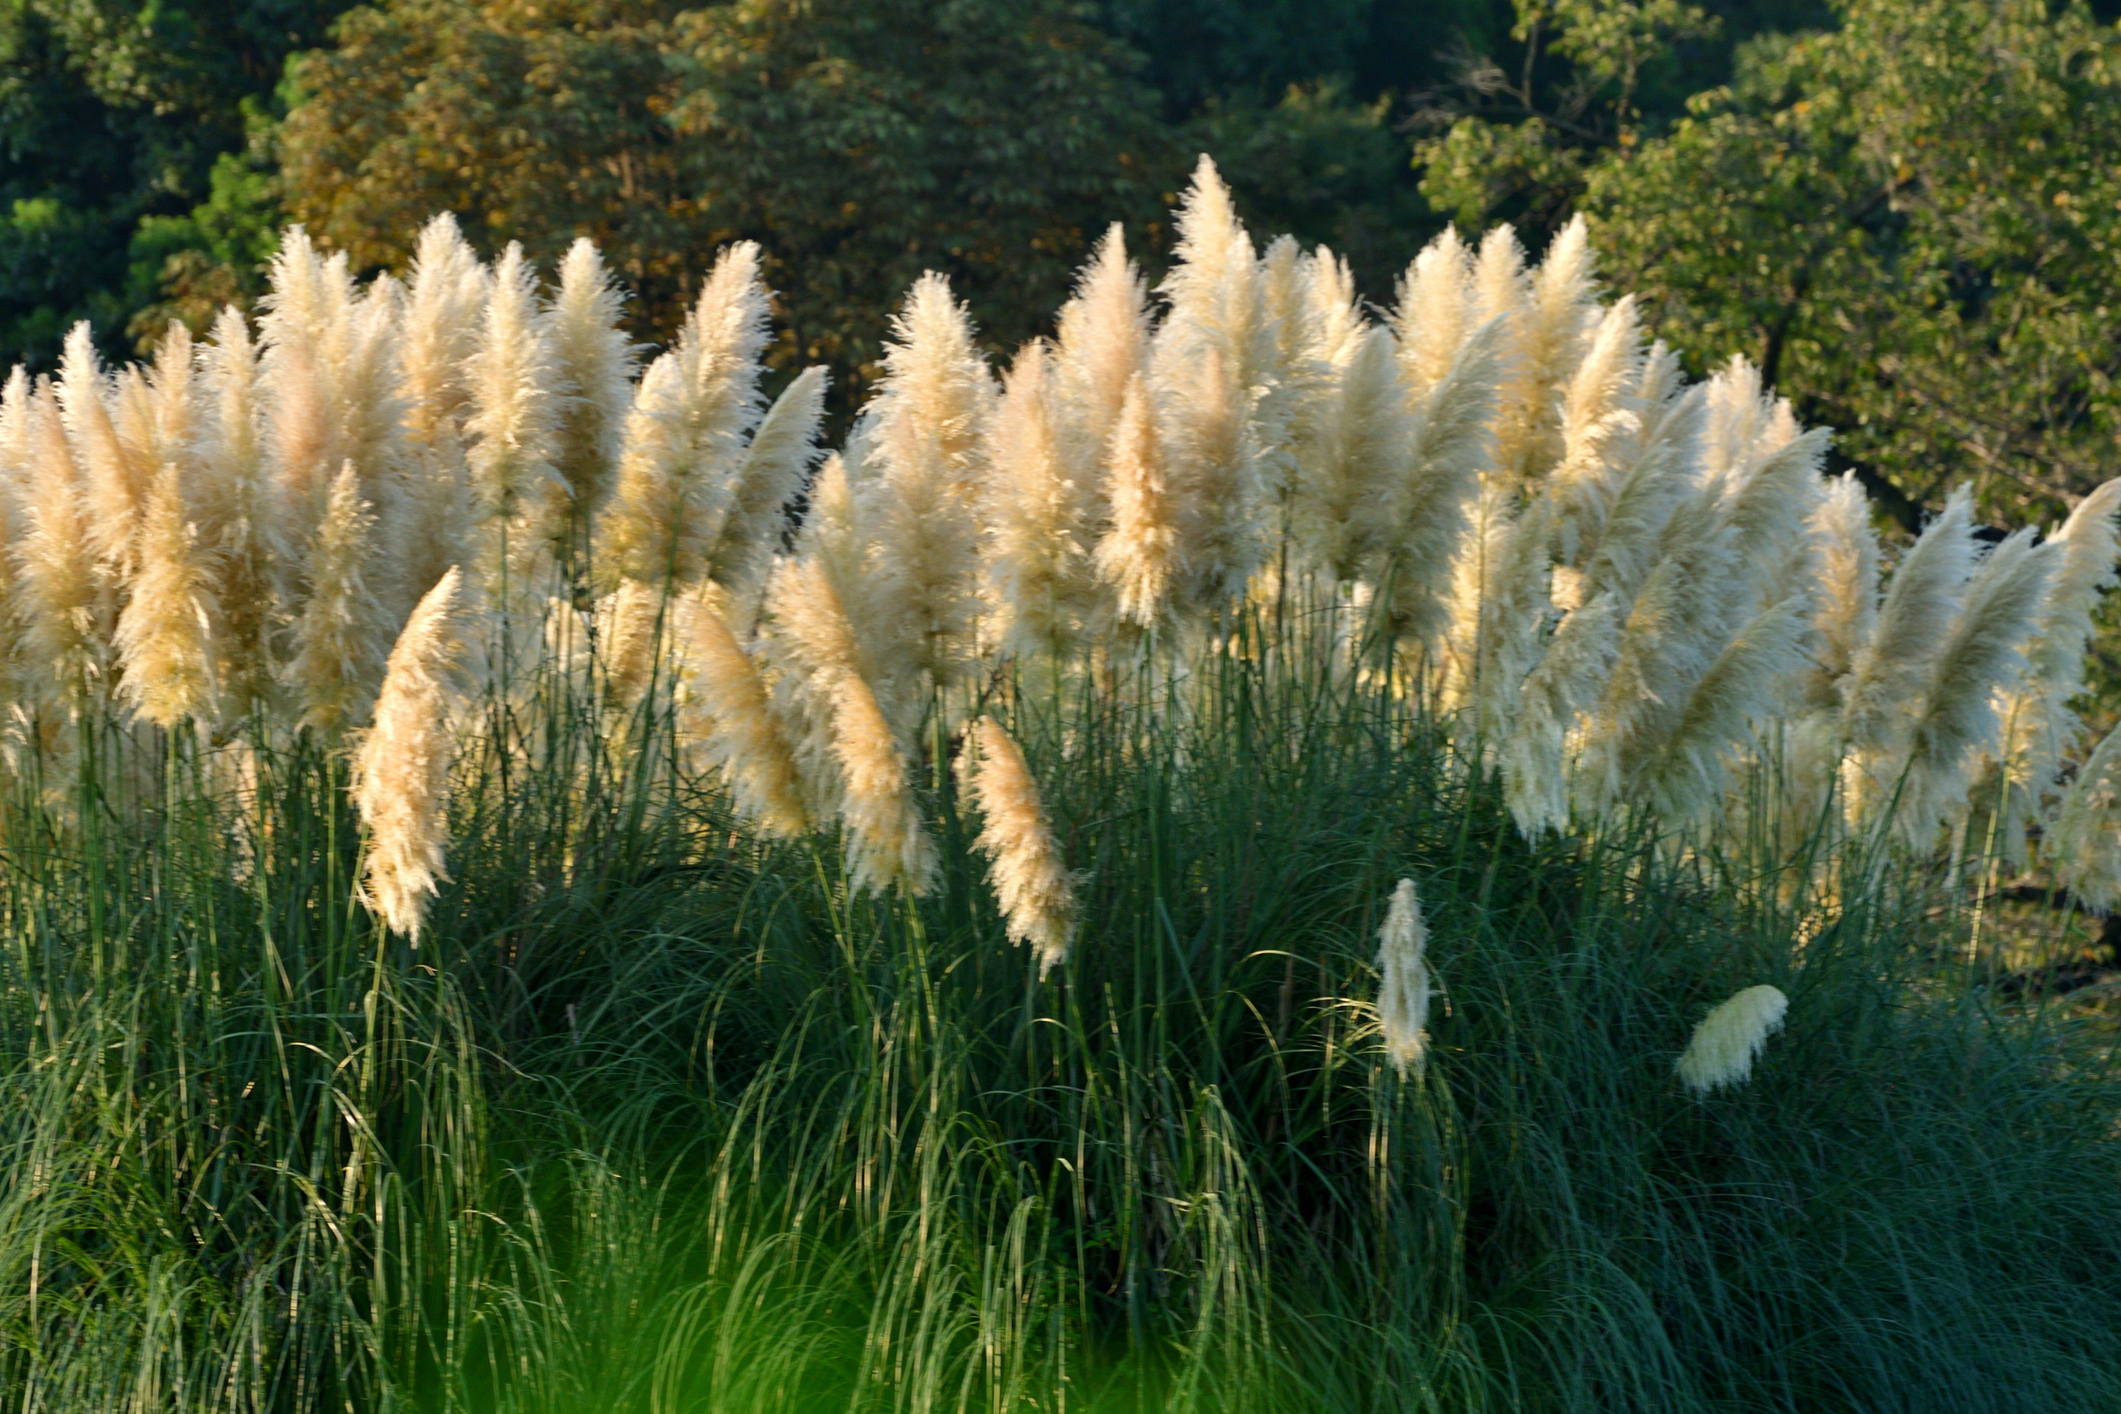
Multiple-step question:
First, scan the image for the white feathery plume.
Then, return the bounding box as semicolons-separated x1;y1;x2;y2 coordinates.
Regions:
1805;474;1880;711
1895;528;2052;845
792;449;867;594
1372;316;1505;650
1472;225;1526;329
1155;157;1277;609
682;593;808;837
1549;295;1645;587
1838;490;1979;820
286;463;387;734
1290;324;1409;583
350;566;464;940
1375;878;1433;1079
707;365;827;601
759;553;867;819
1504;590;1626;836
1675;985;1788;1094
987;341;1094;658
1633;593;1811;823
1392;227;1477;405
545;236;637;523
1054;223;1151;464
0;363;30;484
1996;478;2121;840
1092;371;1180;632
1495;215;1596;485
195;307;285;718
1441;485;1553;741
397;213;490;454
599;241;771;592
1575;383;1705;612
855;272;992;701
114;463;220;727
962;717;1077;976
830;662;938;897
464;242;562;534
2053;721;2121;911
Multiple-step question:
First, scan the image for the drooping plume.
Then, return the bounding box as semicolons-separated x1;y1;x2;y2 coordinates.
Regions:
683;595;808;837
1676;985;1788;1095
962;717;1077;977
351;566;464;939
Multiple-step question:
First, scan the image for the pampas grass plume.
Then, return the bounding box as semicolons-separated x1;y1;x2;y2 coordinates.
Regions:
831;666;936;896
1676;985;1788;1094
115;463;220;726
1093;372;1179;630
287;463;386;733
963;717;1077;976
685;595;808;837
1376;878;1433;1079
351;566;464;939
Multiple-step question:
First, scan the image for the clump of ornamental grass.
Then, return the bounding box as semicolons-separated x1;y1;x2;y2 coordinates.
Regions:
4;166;2121;1414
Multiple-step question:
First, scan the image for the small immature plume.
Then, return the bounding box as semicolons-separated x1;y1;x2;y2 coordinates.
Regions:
351;567;464;940
683;595;808;837
962;717;1077;977
114;464;220;727
1375;877;1434;1079
1675;984;1788;1095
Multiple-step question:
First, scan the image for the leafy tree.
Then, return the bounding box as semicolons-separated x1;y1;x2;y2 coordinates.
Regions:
1584;0;2121;526
280;0;1173;386
1413;0;1833;238
0;0;344;365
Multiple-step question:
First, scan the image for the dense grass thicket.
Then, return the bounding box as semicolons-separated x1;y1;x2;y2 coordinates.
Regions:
3;164;2121;1410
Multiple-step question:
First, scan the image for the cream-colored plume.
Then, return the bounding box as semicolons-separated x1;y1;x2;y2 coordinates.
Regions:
854;272;992;703
1375;878;1434;1079
1675;985;1788;1095
1494;216;1596;485
1290;324;1408;583
465;242;561;534
351;566;464;939
286;464;387;734
114;464;220;727
986;342;1094;658
706;365;827;600
962;717;1077;976
830;666;937;897
397;214;489;454
1054;223;1151;462
1392;227;1476;405
1092;372;1180;632
15;381;103;707
1895;528;2052;845
545;237;637;522
59;323;141;577
195;307;285;718
683;594;808;837
599;242;771;591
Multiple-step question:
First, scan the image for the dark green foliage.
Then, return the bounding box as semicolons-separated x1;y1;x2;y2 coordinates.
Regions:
0;0;341;366
5;616;2121;1410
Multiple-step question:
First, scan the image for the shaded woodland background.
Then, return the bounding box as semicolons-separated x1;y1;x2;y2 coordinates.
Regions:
5;0;2121;527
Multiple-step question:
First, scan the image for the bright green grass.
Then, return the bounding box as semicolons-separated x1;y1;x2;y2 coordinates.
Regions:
3;618;2120;1412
